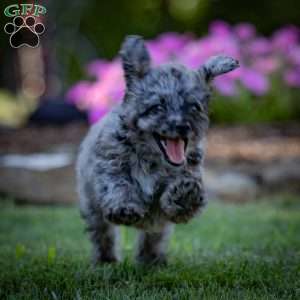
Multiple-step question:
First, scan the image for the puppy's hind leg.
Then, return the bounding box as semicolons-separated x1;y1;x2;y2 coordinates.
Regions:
86;214;121;264
135;223;173;265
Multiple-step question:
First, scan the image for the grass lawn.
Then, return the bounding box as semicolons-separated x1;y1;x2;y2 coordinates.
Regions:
0;196;299;299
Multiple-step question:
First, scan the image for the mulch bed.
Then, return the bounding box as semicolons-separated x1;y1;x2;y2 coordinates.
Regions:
0;123;88;154
0;121;299;163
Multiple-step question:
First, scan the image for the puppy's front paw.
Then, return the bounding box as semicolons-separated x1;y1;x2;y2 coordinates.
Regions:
105;204;145;225
160;178;205;223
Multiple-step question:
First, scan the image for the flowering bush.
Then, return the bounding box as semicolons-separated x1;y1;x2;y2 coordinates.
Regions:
66;21;300;123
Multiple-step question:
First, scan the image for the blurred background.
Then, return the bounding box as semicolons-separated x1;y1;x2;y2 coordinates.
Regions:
0;0;299;204
0;1;300;298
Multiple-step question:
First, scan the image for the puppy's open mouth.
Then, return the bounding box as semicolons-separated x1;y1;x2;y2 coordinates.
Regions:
153;133;187;166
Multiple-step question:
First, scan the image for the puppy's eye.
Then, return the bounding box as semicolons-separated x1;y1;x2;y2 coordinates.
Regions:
191;103;202;113
150;104;164;113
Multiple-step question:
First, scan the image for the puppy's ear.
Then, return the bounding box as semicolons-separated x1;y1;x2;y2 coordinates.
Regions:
120;35;151;88
199;55;239;82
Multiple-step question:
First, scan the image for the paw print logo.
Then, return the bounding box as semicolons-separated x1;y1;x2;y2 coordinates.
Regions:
4;16;45;48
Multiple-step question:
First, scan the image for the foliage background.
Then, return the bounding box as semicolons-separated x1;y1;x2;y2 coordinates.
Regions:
1;0;300;124
1;0;300;87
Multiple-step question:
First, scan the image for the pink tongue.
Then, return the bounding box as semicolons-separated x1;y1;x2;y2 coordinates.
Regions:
165;138;185;164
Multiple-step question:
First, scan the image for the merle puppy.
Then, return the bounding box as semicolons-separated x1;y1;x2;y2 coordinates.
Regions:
77;35;239;264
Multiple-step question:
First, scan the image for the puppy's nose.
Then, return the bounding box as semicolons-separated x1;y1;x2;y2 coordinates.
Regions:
175;123;191;135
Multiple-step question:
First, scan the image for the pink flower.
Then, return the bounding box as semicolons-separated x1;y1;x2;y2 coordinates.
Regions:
109;85;125;103
85;60;124;108
179;32;240;69
248;38;271;56
86;60;109;79
214;76;238;96
88;107;111;123
272;26;299;52
234;23;256;40
146;41;170;65
283;69;300;87
240;68;269;95
287;46;300;66
66;81;90;106
66;22;300;124
252;57;280;74
225;66;242;80
146;33;191;65
209;20;231;37
178;41;207;69
157;32;191;53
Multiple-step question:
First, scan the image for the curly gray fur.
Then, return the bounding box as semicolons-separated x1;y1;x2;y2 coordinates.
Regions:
77;35;239;264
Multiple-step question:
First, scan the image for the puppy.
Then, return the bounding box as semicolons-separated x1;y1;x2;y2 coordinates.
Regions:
77;35;239;264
